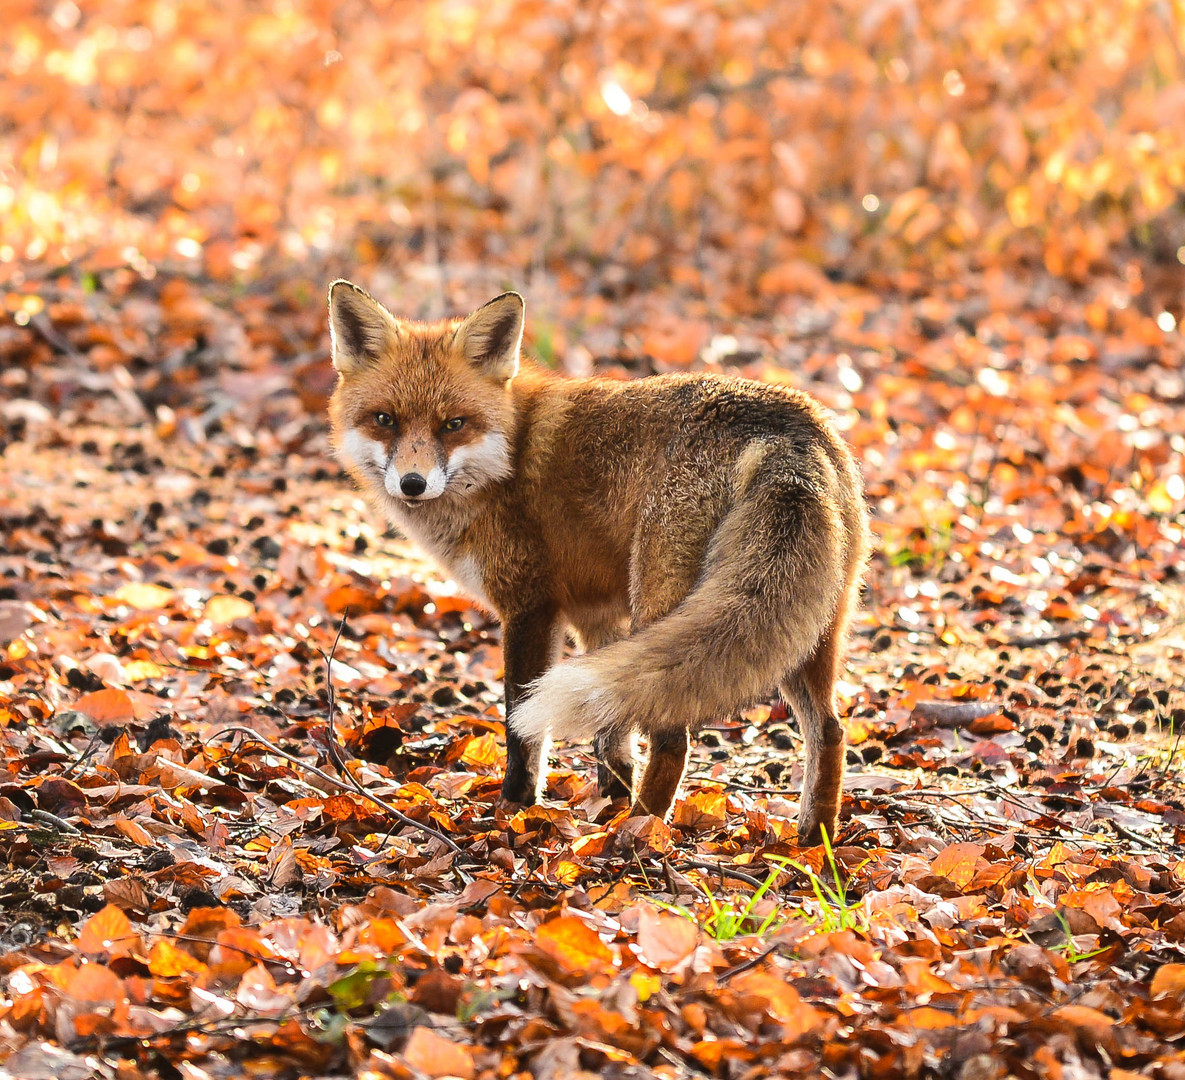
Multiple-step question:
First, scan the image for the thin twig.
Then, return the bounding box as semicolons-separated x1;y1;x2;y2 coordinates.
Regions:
62;728;105;780
717;943;781;983
26;809;83;835
1003;630;1093;649
676;858;768;891
209;724;464;859
856;785;999;800
1160;724;1184;781
316;618;471;872
28;312;85;360
1101;816;1164;852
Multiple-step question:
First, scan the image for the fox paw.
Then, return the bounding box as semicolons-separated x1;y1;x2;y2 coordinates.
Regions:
596;762;633;801
796;814;838;848
499;774;538;806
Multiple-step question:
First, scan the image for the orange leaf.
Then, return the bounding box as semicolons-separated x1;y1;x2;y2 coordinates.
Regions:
324;585;383;614
402;1026;475;1079
672;788;727;831
209;926;273;978
1053;1004;1115;1037
112;814;154;847
62;962;129;1031
178;906;241;962
75;688;135;725
893;1004;962;1029
614;814;674;854
352;918;412;955
534;916;614;974
930;842;987;890
76;904;141;959
1151;963;1185;1000
729;971;823;1038
634;905;699;972
691;1039;754;1069
323;794;366;821
148;939;207;978
459;733;499;768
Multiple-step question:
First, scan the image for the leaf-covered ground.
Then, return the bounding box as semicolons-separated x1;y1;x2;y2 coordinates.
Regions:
2;264;1184;1079
4;1;1185;1077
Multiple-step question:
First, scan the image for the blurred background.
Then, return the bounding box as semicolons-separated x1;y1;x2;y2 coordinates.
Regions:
5;0;1183;327
2;0;1183;553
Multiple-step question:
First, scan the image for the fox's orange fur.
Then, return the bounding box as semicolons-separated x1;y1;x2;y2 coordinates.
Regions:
327;282;869;844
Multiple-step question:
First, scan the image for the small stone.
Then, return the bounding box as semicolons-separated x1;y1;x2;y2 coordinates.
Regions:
769;728;795;751
431;685;458;706
254;536;282;559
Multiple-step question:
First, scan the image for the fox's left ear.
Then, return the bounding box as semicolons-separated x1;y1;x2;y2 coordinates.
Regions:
456;292;524;381
328;280;401;374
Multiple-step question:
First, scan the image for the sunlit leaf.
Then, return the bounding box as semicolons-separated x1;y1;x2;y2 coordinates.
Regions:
76;905;141;959
534;916;614;974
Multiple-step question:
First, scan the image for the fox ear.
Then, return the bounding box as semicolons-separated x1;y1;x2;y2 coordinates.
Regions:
456;292;524;380
328;280;400;374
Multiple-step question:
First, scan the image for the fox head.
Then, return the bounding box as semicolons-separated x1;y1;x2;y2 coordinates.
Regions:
326;282;522;509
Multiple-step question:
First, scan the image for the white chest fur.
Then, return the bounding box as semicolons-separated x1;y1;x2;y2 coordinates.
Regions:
446;553;494;611
386;505;493;612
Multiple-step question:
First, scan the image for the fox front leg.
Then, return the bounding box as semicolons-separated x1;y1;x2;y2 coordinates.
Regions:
499;606;563;804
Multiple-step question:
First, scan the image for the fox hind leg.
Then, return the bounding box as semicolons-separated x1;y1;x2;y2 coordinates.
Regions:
781;624;848;847
629;728;689;819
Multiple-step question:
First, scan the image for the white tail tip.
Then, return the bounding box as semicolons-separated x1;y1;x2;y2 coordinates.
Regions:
508;658;613;743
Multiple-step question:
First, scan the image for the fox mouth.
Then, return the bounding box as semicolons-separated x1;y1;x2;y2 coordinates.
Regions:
396;489;443;506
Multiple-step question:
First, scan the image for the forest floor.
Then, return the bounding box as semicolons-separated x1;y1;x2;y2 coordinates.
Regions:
1;262;1184;1079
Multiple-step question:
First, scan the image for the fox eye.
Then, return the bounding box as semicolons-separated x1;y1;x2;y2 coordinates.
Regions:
443;417;465;432
375;412;395;428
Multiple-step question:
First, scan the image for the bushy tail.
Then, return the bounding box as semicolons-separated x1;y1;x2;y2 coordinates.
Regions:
509;445;861;745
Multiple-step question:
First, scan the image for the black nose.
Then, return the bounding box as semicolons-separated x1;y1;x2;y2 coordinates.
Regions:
400;473;427;497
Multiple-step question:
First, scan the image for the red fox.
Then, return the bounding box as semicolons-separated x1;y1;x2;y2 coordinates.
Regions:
327;282;869;844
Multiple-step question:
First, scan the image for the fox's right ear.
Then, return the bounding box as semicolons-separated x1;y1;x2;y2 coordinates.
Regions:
327;280;400;374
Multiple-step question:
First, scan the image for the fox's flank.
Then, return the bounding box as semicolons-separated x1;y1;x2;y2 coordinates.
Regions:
327;280;870;845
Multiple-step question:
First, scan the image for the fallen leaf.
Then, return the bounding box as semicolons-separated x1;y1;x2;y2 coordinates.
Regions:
74;688;136;725
633;905;699;973
402;1025;475;1079
203;594;255;624
76;905;141;959
534;916;614;974
1151;963;1185;1000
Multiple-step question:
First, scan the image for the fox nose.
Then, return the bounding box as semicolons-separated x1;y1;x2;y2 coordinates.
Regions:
400;473;427;497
